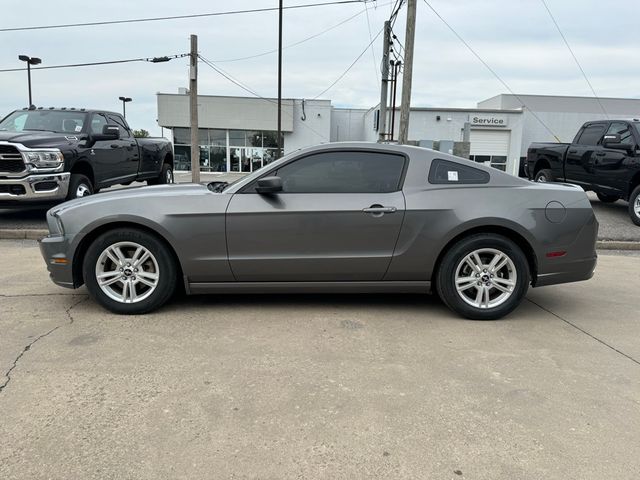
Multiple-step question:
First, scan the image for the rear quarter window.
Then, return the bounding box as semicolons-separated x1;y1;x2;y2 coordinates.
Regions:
428;159;490;184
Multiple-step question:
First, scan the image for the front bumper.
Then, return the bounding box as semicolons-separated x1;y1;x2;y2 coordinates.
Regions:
0;172;70;202
39;233;76;289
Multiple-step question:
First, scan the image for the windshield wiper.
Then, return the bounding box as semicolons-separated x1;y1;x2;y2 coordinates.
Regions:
22;128;54;132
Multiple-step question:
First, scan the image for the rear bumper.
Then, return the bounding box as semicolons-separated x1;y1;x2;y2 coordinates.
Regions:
535;255;597;287
0;172;70;202
39;234;76;288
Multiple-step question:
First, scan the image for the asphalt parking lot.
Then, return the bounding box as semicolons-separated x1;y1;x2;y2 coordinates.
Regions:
1;239;639;479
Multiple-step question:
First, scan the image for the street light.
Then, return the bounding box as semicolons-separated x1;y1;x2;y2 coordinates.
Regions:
18;55;42;108
118;96;132;118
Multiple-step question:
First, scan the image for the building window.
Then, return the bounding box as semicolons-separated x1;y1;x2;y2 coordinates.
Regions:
469;155;507;171
173;128;282;172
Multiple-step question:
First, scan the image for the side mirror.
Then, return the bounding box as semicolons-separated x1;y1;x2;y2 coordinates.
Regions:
91;125;120;142
256;176;283;194
602;133;633;151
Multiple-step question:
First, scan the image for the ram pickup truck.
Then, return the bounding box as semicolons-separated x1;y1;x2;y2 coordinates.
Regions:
0;108;174;204
526;119;640;225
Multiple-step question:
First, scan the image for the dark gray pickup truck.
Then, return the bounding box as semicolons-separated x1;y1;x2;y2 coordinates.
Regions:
0;108;174;204
526;119;640;225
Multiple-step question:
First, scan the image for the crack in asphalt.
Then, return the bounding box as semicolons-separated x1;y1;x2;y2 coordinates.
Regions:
0;295;89;395
527;298;640;367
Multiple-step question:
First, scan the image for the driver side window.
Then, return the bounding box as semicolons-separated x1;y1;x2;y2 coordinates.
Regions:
90;114;109;135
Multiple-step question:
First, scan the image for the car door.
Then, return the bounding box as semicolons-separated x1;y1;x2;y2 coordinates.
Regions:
225;150;407;282
107;114;140;181
564;122;607;188
594;121;637;196
89;113;133;187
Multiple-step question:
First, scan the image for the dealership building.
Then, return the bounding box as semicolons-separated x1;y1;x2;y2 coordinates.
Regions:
157;92;640;176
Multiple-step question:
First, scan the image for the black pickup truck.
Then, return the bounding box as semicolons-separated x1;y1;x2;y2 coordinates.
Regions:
0;108;174;204
526;119;640;225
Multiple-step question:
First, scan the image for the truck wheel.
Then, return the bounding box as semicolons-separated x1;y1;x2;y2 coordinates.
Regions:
534;169;554;183
628;185;640;226
436;234;530;320
596;192;619;203
148;163;174;185
67;174;93;200
82;228;177;314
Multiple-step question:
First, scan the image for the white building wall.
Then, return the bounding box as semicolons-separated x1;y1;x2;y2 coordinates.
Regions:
283;99;332;154
330;108;367;142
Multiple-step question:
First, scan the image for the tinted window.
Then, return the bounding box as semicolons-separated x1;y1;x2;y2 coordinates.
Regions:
576;124;605;145
428;159;490;184
90;113;108;134
606;122;635;145
107;114;131;139
273;151;405;193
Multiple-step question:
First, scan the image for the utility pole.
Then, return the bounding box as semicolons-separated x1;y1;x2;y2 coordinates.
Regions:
18;55;41;108
118;96;132;118
277;0;283;157
390;60;401;141
398;0;416;144
189;34;200;183
377;21;391;142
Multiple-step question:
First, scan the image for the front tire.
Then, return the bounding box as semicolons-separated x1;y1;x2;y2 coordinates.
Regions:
436;234;530;320
534;169;554;183
67;174;93;200
628;185;640;227
82;228;177;314
596;192;619;203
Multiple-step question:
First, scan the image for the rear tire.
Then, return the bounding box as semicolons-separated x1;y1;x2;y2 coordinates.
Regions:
436;234;530;320
596;192;619;203
82;228;177;314
147;163;174;185
66;174;93;200
534;169;554;183
628;185;640;227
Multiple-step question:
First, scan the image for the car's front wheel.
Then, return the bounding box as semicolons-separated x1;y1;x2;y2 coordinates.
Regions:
629;185;640;227
436;234;530;320
82;228;177;314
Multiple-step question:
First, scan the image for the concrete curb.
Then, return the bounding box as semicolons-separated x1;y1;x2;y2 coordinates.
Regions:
1;228;640;250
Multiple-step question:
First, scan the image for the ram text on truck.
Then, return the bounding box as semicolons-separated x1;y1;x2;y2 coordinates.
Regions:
0;108;174;204
526;119;640;225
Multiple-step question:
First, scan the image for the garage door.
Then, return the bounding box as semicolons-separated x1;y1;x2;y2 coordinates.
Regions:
469;129;510;156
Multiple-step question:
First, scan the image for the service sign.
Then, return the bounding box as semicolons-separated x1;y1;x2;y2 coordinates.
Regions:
470;115;508;127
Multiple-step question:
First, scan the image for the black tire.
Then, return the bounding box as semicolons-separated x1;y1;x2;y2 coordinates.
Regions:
534;169;554;183
66;174;93;200
436;234;530;320
596;192;619;203
147;163;174;186
628;185;640;227
82;228;177;314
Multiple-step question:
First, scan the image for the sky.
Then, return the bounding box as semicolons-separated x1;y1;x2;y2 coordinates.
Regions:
1;0;639;136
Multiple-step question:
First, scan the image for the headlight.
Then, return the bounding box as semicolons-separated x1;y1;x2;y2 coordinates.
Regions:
48;210;65;236
24;150;64;169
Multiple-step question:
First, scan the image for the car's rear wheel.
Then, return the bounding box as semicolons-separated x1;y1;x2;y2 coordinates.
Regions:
436;234;530;320
82;228;177;314
596;192;619;203
534;169;554;183
147;163;174;185
629;185;640;226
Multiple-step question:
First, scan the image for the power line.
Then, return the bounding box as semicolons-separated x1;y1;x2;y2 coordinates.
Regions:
0;1;370;33
422;0;562;142
0;54;189;73
363;0;380;82
198;55;330;141
210;2;394;63
539;0;609;119
313;25;384;99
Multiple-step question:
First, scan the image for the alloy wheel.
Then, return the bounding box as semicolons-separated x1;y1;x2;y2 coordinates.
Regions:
95;241;160;304
634;195;640;218
454;248;517;309
76;184;91;197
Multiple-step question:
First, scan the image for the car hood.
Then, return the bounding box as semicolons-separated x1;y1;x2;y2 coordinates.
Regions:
52;183;213;215
0;130;81;148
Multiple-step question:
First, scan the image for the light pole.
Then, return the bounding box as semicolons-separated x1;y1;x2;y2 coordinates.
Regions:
118;96;132;118
18;55;42;108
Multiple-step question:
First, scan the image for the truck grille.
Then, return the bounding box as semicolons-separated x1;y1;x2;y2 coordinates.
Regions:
0;145;26;174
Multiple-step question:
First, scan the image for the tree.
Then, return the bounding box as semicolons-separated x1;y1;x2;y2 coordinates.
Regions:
133;129;150;138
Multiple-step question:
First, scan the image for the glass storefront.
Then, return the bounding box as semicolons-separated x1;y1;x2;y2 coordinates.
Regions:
172;128;283;172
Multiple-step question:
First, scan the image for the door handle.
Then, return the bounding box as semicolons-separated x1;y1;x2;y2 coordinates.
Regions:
110;144;120;149
363;205;397;215
129;143;136;147
595;152;605;156
568;149;577;154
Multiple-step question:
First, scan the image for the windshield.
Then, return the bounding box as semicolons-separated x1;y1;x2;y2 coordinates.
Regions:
0;110;88;134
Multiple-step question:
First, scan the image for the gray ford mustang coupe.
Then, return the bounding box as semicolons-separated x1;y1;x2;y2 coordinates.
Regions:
39;142;598;320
